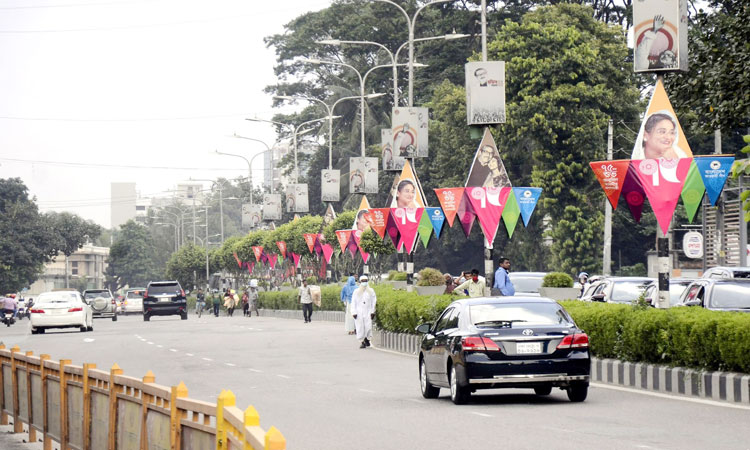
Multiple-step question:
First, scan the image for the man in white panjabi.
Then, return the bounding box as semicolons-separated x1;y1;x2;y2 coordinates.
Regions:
351;275;377;349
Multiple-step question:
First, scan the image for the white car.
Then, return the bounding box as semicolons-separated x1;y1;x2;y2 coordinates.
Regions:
121;288;145;314
30;291;93;334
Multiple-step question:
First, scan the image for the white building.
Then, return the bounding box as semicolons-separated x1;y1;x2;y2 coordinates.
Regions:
28;244;110;295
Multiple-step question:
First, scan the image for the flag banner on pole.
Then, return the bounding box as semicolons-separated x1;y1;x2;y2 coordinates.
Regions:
417;210;434;249
425;207;446;239
434;188;464;227
247;262;255;274
457;192;477;237
694;155;735;206
352;230;370;263
680;161;705;223
634;158;692;235
465;187;511;245
589;161;630;209
347;232;359;257
314;235;324;255
303;233;317;254
514;187;543;227
621;161;647;223
292;252;301;269
391;208;423;254
385;210;400;248
268;254;278;269
335;230;352;253
321;244;334;264
368;208;389;239
502;189;521;238
232;252;242;268
276;241;287;259
251;246;263;263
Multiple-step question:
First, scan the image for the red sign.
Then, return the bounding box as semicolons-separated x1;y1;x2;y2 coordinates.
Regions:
434;188;465;227
368;208;389;239
590;160;631;209
252;246;263;262
303;233;317;253
276;241;287;259
335;230;352;253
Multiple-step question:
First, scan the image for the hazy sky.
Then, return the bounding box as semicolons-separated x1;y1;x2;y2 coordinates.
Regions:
0;0;331;227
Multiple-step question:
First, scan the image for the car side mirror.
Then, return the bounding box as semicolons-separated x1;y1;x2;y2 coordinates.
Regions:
416;323;432;334
592;293;606;302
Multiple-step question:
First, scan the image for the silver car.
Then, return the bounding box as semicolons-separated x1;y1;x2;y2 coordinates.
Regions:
121;288;145;315
82;289;118;321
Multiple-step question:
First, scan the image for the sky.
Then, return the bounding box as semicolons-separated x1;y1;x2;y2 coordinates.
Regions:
0;0;331;228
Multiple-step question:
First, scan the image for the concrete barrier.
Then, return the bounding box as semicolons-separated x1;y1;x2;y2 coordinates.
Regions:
0;344;285;450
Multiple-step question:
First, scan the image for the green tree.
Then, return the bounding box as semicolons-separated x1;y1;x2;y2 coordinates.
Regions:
106;221;161;291
165;244;208;290
45;211;102;287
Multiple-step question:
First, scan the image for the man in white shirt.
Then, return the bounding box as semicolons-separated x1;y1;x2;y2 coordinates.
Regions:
298;280;313;323
351;275;377;349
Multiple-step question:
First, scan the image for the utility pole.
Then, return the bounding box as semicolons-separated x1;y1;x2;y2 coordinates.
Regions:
603;119;613;275
655;76;670;309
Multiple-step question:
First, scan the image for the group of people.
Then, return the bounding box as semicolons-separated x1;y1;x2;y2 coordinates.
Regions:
441;257;516;297
339;275;377;349
195;285;259;318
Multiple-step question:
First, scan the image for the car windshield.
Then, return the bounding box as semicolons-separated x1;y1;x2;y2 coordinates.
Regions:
84;291;111;300
509;277;543;293
127;290;145;299
711;283;750;309
37;293;79;304
730;271;750;279
469;303;573;326
148;284;181;295
611;281;652;302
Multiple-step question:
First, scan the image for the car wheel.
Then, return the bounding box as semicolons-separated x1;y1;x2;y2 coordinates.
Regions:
449;364;469;405
112;314;117;322
144;314;150;322
180;312;188;320
31;328;38;335
534;385;553;396
38;328;45;334
420;359;440;399
566;382;588;402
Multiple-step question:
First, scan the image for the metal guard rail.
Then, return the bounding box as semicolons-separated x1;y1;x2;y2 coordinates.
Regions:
0;344;286;449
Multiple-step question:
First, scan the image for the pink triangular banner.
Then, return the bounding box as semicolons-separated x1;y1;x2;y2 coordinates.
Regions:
268;254;278;269
465;187;511;245
321;244;334;264
352;230;370;263
457;193;476;237
391;207;423;254
633;158;692;235
292;252;301;268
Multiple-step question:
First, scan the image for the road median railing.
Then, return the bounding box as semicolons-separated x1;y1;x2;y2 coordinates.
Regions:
0;343;285;450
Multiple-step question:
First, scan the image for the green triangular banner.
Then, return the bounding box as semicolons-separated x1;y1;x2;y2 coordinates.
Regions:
681;161;706;223
417;210;433;248
502;188;521;238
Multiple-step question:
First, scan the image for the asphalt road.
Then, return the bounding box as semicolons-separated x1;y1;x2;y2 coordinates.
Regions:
1;312;749;450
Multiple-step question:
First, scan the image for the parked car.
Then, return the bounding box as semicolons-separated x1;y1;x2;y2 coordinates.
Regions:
643;278;696;307
143;281;187;321
416;296;590;404
121;288;146;315
701;266;750;280
30;290;93;334
584;277;655;304
677;279;750;312
508;272;547;296
82;289;117;321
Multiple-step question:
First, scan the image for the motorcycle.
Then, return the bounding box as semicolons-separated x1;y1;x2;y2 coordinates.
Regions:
1;310;15;327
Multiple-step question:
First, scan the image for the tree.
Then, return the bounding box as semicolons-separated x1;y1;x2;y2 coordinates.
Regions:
0;178;57;292
45;211;102;287
165;244;208;290
106;220;161;291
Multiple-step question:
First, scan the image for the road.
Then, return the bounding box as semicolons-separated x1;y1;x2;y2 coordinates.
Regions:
1;313;749;450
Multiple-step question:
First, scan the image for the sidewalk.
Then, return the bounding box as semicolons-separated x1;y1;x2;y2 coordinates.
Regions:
0;425;44;450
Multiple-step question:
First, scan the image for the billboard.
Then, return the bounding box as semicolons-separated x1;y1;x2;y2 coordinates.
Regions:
321;169;340;202
465;127;512;188
349;157;379;194
392;107;428;158
285;184;309;213
262;193;282;221
242;203;263;229
465;61;506;125
381;128;405;171
633;0;688;73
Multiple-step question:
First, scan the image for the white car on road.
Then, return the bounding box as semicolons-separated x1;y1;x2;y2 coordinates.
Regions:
29;291;93;334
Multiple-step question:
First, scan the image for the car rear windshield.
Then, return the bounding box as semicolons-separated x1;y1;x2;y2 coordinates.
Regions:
126;290;145;299
611;281;652;303
469;303;574;326
37;292;79;304
712;283;750;309
83;291;111;300
509;277;544;293
730;271;750;279
148;284;182;295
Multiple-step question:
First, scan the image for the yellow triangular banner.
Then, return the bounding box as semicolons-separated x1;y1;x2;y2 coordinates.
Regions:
631;79;693;159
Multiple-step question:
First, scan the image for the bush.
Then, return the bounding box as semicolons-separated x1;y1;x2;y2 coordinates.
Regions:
391;272;407;281
542;272;574;288
416;267;444;286
258;285;344;312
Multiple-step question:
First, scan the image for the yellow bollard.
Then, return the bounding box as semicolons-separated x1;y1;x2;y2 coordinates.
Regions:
140;371;155;450
170;382;188;450
215;390;235;449
108;364;123;450
264;426;286;450
243;406;260;450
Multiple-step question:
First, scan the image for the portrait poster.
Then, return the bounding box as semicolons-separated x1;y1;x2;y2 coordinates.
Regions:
349;157;379;194
241;203;252;228
294;183;309;213
352;196;374;233
633;0;688;73
465;61;506;125
285;185;297;213
262;193;282;221
465;128;512;188
631;79;693;160
322;203;337;228
381;129;405;171
320;169;340;202
386;160;427;209
392;107;429;158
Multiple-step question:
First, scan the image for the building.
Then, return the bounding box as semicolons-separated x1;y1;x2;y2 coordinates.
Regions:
111;182;137;229
28;244;110;295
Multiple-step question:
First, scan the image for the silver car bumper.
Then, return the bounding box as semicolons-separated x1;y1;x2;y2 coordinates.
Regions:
469;374;589;384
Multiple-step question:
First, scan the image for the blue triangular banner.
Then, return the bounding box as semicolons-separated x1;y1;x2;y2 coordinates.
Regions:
425;207;446;239
694;156;735;206
514;187;542;227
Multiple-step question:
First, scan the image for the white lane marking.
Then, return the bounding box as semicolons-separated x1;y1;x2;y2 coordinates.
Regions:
186;353;194;357
202;357;213;362
358;389;376;394
147;342;154;345
590;383;750;411
248;369;262;373
470;412;493;418
83;338;95;343
140;338;147;342
277;375;291;379
156;345;163;348
314;381;334;386
225;363;236;367
169;349;178;352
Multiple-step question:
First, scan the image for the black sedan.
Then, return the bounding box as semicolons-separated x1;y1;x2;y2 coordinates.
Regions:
416;297;590;404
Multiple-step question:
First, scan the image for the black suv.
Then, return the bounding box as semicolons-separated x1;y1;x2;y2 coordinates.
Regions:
143;281;187;321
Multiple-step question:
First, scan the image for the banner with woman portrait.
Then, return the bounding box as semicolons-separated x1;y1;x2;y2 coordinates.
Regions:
633;0;688;73
381;128;405;171
386;160;426;209
349;157;379;194
262;193;282;221
631;79;692;160
466;128;512;188
321;169;341;202
352;196;373;233
392;107;429;158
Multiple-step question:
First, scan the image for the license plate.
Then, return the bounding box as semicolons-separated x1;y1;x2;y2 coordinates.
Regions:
158;298;172;303
516;342;542;354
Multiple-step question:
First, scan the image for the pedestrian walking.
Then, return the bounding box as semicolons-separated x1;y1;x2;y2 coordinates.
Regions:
455;269;486;298
224;290;237;317
241;289;250;317
443;273;456;294
340;276;357;335
212;290;221;317
298;279;313;323
492;257;515;296
248;280;260;317
351;275;377;349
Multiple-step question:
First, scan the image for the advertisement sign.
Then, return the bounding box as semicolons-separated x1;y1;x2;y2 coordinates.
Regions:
335;230;352;253
465;61;506;125
466;128;512;188
262;194;282;221
286;184;309;213
349;157;379;194
242;203;263;228
631;79;693;160
386;160;426;208
683;231;703;259
382;129;405;171
465;187;512;247
252;246;263;262
633;0;688;73
392;107;429;158
425;207;446;239
303;233;317;254
352;196;373;232
321;169;341;202
276;241;287;259
368;208;389;239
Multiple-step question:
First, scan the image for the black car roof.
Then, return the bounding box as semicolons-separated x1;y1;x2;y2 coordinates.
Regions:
148;281;180;285
457;296;559;307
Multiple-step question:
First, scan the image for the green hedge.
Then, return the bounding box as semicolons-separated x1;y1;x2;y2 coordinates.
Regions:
258;285;345;312
560;301;750;373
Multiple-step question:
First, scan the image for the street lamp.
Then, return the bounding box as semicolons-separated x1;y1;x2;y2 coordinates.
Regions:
190;178;228;244
230;134;278;197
